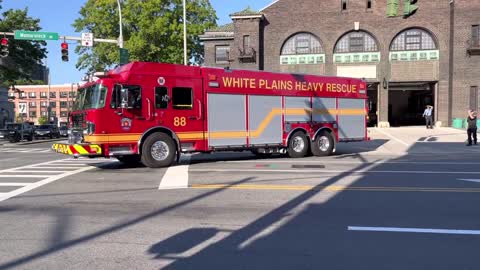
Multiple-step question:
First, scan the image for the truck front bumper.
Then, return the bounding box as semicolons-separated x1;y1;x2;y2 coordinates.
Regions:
52;143;103;157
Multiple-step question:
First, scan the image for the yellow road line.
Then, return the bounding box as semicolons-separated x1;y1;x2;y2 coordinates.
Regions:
190;184;480;193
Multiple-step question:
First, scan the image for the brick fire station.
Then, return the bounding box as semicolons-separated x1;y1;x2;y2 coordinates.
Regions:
201;0;480;127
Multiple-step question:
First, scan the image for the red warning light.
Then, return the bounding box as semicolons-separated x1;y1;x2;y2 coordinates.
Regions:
1;38;8;46
61;42;68;49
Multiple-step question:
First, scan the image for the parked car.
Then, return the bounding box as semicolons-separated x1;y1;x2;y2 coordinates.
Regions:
34;124;60;139
0;123;34;143
59;126;69;137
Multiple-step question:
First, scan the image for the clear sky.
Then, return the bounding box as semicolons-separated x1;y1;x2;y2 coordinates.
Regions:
2;0;273;85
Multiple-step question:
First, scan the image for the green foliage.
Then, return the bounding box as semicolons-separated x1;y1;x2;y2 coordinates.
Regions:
73;0;217;73
37;115;48;125
0;5;47;85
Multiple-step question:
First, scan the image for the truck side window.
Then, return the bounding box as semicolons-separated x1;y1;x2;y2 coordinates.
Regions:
172;87;193;110
155;87;168;109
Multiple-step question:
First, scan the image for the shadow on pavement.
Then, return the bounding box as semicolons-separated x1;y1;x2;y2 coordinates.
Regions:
1;141;479;269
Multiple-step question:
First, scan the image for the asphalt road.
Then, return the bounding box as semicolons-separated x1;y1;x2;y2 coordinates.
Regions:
0;129;480;269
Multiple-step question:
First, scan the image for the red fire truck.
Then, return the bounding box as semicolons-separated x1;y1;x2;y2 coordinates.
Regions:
53;62;368;168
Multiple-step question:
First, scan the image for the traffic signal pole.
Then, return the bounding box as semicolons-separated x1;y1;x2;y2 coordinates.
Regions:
0;32;118;45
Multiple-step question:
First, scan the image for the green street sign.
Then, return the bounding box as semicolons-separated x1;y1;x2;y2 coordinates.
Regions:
119;48;129;65
14;30;59;41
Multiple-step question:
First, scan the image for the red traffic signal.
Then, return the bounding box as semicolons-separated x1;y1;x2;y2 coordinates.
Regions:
61;42;69;62
0;38;9;58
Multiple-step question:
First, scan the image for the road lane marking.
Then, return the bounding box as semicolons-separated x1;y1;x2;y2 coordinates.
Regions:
458;179;480;183
190;184;480;193
159;155;191;190
348;226;480;235
190;168;480;175
0;183;30;186
30;166;88;169
374;128;410;147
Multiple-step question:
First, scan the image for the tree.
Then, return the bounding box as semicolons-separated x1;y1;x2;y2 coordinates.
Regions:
73;0;217;73
38;116;48;125
0;3;47;87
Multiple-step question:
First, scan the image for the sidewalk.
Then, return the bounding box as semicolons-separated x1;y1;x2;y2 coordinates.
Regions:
336;127;477;156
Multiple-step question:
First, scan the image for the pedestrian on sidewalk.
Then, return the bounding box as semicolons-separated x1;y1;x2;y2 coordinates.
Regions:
423;105;433;129
466;110;477;146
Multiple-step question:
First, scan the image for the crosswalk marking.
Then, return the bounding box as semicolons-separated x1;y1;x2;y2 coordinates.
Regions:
0;147;52;153
0;157;111;202
0;183;29;186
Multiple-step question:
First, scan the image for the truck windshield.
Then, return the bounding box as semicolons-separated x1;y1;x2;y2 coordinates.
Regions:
73;84;108;110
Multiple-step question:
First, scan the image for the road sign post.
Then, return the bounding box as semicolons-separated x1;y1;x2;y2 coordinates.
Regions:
14;30;59;41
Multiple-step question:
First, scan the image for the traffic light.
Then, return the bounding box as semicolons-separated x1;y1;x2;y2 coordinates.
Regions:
0;38;9;58
403;0;418;17
61;42;69;62
387;0;399;17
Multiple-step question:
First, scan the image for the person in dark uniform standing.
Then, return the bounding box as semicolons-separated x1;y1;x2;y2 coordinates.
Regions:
466;110;477;146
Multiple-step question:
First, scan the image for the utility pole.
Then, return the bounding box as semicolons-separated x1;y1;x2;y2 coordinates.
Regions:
117;0;124;49
183;0;187;65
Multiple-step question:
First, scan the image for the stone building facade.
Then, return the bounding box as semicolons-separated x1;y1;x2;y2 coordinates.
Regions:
200;0;480;127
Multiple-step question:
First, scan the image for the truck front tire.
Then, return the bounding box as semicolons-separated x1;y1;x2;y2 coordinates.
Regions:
141;133;176;168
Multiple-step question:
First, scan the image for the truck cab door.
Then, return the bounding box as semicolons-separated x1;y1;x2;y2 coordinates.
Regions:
154;77;205;151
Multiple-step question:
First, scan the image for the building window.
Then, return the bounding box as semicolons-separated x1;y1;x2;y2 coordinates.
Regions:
29;102;36;108
335;31;379;53
29;92;36;98
60;101;68;108
60;92;68;98
50;111;56;117
41;111;47;116
30;111;37;118
60;111;68;117
281;33;323;55
215;45;230;63
49;102;56;108
341;0;347;10
473;25;480;46
172;87;193;110
243;35;250;51
367;0;372;9
40;101;47;107
391;28;437;51
40;92;47;98
69;92;76;98
49;92;56;98
470;86;479;111
20;92;26;98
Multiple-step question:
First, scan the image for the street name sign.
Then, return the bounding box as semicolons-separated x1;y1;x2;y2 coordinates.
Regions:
81;32;94;47
14;30;59;41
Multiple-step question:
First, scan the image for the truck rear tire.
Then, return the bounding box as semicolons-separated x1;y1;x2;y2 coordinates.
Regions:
311;130;334;156
117;154;142;165
287;131;309;158
141;133;176;168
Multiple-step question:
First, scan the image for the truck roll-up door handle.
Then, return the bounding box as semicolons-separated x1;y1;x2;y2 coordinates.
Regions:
188;116;197;120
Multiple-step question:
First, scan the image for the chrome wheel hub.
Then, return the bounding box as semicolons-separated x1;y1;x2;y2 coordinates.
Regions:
318;136;330;152
292;136;305;153
151;141;169;161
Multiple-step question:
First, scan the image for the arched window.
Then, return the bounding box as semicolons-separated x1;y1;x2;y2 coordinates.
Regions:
281;33;323;55
390;28;437;51
334;31;379;53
